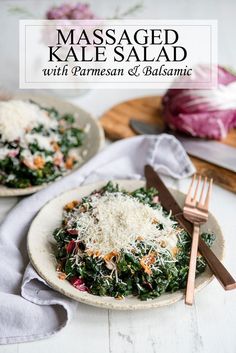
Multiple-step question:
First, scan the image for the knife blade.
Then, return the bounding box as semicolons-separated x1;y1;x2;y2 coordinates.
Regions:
131;119;236;173
144;164;236;290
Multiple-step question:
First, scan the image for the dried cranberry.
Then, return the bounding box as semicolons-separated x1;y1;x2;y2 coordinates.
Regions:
70;277;88;292
66;240;76;253
67;229;78;235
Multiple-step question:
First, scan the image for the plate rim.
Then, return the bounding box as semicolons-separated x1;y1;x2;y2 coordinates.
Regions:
0;93;104;197
27;179;225;310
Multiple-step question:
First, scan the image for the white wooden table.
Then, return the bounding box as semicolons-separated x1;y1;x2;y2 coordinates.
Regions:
1;0;236;352
0;88;236;353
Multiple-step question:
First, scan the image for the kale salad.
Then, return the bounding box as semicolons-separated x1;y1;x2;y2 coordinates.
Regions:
0;99;86;188
53;182;215;301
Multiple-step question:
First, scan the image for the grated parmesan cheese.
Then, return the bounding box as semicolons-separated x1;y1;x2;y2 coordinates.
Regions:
0;146;11;160
0;100;57;142
67;192;179;256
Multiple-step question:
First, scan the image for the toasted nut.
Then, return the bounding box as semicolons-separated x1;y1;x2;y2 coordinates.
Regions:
103;251;118;262
51;141;60;152
65;156;74;169
33;156;45;169
172;247;179;257
64;200;79;210
159;240;167;248
94;250;101;257
140;260;152;275
140;253;156;275
136;236;144;241
115;296;124;300
86;249;101;258
58;272;67;280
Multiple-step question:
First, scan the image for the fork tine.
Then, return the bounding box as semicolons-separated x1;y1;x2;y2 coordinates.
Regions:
199;176;207;206
186;174;196;202
203;178;213;210
193;175;201;203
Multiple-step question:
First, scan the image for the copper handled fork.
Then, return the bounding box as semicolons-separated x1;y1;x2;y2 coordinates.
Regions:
183;175;213;305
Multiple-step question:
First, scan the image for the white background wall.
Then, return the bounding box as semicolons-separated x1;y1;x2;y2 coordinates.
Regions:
0;0;236;92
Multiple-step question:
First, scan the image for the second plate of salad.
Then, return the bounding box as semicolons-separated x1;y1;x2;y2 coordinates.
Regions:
0;93;104;196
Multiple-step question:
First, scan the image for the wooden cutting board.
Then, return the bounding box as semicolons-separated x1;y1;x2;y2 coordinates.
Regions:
100;96;236;193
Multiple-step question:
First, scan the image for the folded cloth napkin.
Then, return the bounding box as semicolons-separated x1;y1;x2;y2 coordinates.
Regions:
0;134;195;344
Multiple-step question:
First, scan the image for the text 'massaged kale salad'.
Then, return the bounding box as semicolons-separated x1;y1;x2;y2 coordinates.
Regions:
0;99;86;188
53;182;215;301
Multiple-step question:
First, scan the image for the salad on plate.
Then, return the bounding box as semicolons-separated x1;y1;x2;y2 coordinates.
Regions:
0;99;86;188
53;182;215;301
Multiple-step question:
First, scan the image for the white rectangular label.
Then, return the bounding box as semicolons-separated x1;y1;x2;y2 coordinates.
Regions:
19;19;217;89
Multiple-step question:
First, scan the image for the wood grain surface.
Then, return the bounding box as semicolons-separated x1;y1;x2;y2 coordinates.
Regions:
100;96;236;193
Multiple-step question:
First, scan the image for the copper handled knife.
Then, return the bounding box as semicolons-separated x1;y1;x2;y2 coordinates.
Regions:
145;164;236;290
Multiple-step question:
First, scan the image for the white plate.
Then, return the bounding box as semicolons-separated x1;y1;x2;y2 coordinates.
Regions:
0;93;104;196
27;180;224;310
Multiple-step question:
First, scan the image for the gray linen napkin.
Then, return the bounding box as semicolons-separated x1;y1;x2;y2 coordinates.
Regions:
0;134;195;344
